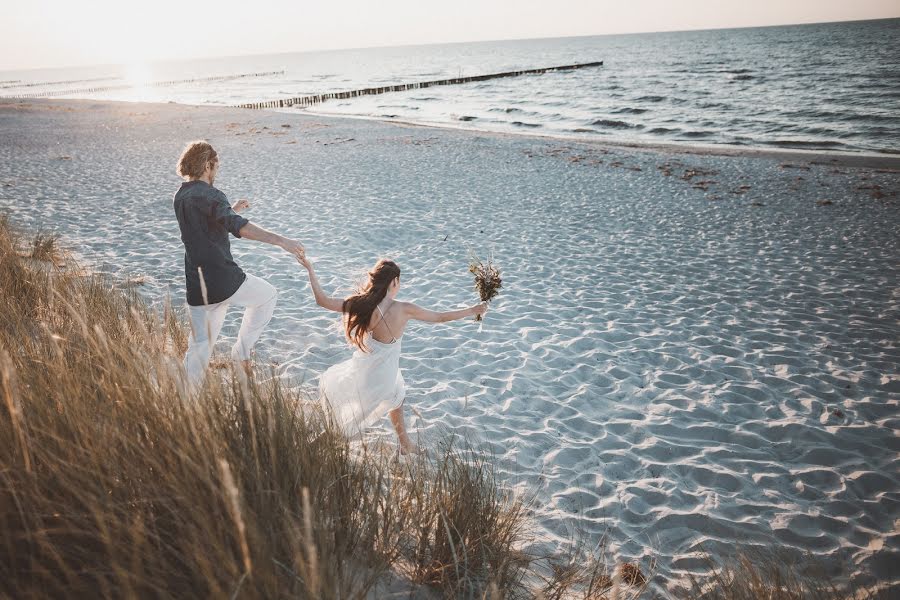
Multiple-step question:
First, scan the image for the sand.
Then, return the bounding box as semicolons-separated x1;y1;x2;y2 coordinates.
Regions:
1;98;898;596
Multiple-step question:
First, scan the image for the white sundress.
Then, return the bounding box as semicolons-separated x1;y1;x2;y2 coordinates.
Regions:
319;305;406;437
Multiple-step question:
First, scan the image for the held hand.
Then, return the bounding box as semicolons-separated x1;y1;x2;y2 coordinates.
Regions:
471;302;488;317
232;198;251;212
281;238;306;259
295;254;312;271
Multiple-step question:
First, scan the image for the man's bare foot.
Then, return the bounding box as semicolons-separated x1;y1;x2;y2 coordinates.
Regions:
230;359;254;390
399;437;419;456
232;359;253;378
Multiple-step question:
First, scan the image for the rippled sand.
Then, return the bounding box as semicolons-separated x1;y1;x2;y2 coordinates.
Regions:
1;99;898;595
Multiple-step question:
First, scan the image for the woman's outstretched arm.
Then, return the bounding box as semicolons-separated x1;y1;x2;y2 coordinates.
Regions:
402;301;487;323
296;256;344;313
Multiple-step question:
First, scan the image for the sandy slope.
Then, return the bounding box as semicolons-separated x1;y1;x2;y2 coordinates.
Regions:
1;99;898;595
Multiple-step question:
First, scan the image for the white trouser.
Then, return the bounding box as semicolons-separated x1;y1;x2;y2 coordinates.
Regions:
183;273;278;391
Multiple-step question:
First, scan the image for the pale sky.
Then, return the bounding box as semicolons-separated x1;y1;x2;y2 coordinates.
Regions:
1;0;898;72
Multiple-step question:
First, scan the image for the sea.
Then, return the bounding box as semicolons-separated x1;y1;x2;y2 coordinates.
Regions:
1;18;898;155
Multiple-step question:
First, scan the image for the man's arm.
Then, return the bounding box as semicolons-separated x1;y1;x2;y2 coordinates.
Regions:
238;222;305;258
209;190;304;257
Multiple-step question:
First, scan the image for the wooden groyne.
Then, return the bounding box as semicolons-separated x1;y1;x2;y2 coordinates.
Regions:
236;61;603;110
0;76;119;90
2;70;285;99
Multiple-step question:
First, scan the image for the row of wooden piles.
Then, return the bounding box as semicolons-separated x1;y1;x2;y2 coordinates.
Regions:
2;70;285;99
236;61;603;110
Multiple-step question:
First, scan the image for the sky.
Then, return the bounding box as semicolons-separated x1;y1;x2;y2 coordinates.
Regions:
1;0;898;72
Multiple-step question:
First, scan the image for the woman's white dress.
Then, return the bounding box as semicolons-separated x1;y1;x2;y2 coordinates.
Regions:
319;306;405;437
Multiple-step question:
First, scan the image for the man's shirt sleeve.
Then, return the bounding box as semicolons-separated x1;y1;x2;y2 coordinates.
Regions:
210;190;250;238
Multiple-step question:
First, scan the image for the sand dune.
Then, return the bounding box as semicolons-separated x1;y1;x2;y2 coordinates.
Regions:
1;99;898;595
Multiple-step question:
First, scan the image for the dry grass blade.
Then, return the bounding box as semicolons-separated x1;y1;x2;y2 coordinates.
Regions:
218;458;252;576
0;348;31;472
300;487;320;597
29;230;63;264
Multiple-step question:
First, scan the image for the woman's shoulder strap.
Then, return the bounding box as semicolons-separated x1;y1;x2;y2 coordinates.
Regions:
375;303;398;343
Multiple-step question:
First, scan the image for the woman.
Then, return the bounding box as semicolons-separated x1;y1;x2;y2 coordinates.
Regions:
296;256;487;454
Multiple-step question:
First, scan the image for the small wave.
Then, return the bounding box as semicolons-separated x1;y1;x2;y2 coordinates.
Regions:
790;126;841;136
636;95;666;102
679;131;714;138
455;115;477;122
410;96;440;101
855;82;900;91
511;121;541;128
571;128;601;134
490;107;523;114
648;127;681;135
728;74;756;82
840;112;897;125
766;139;847;149
611;107;648;115
590;119;644;130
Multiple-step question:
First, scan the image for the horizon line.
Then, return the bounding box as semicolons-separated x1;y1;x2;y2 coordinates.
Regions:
2;14;897;74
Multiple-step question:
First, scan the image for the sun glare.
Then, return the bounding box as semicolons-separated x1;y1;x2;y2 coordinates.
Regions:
124;63;154;88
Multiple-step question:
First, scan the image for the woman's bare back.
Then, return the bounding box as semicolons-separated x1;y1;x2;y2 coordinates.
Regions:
369;300;407;344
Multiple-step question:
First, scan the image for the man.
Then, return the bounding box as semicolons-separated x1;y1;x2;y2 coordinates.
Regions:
173;140;305;391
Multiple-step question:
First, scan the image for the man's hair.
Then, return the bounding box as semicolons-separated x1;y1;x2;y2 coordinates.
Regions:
176;141;218;179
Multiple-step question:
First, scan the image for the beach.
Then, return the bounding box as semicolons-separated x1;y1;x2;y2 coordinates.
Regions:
1;98;898;595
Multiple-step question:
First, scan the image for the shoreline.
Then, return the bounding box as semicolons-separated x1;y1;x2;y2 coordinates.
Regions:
4;97;899;171
300;108;900;170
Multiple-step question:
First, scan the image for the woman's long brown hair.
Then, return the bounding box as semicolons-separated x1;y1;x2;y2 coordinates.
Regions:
343;259;401;351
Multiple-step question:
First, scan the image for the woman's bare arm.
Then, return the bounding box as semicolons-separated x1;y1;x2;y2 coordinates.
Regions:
402;301;487;323
296;256;344;313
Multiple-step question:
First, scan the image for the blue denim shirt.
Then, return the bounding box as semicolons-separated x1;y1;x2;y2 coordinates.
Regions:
173;180;250;306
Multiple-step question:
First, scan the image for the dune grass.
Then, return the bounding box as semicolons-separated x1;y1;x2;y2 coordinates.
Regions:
28;230;62;263
0;216;401;598
0;213;882;599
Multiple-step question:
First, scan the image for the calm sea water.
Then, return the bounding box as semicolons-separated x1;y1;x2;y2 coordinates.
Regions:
2;19;898;154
